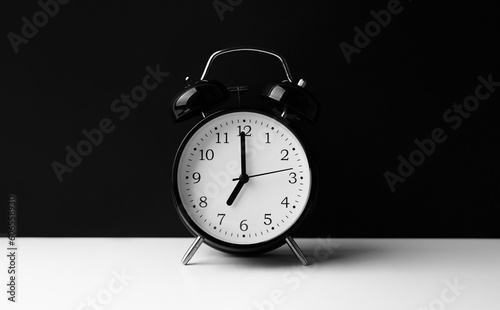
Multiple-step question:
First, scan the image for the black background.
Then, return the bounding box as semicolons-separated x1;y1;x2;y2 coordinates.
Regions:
2;0;499;237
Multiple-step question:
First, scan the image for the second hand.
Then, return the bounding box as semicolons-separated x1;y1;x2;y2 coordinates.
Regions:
232;167;293;181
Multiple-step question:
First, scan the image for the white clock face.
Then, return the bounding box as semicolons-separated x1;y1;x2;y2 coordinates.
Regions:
175;111;312;245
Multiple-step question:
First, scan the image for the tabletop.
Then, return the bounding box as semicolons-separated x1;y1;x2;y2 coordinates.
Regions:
1;237;499;310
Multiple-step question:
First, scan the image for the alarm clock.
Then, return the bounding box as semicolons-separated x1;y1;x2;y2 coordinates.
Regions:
171;47;319;265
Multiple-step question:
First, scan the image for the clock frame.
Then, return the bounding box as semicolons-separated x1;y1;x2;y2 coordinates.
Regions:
172;108;318;261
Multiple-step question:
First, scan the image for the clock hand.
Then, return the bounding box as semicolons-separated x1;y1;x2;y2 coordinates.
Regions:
227;132;249;206
226;176;248;206
239;131;246;176
232;167;293;181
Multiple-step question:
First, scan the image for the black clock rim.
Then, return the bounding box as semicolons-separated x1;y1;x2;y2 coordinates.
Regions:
171;108;318;256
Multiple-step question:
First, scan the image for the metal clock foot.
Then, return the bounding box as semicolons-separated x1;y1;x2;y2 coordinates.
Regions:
181;236;204;265
285;236;309;266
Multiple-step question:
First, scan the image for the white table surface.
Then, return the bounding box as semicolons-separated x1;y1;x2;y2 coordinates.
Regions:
1;237;499;310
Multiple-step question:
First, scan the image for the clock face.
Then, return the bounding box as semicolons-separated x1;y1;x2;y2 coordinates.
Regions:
173;110;313;248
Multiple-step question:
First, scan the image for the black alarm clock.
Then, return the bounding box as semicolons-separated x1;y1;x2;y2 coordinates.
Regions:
171;47;319;265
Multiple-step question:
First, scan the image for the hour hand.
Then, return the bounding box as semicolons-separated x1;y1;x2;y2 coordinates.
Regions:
226;178;246;206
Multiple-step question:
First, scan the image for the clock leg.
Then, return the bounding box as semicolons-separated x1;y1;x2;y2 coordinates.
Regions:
181;236;204;265
285;236;309;266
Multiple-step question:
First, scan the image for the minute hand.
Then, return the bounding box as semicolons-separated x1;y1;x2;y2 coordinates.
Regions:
232;168;293;181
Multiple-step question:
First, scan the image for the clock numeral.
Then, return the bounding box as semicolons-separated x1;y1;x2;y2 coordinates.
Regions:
239;219;248;231
199;149;214;161
237;125;252;136
192;172;201;184
264;214;272;225
288;172;297;184
281;149;289;161
199;196;208;208
217;213;225;225
265;132;271;144
281;197;290;208
216;132;229;144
